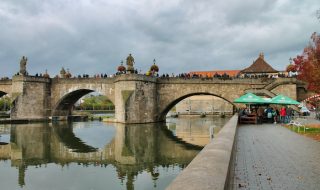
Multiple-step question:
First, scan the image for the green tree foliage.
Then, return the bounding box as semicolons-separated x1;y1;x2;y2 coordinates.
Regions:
78;95;114;110
290;32;320;93
0;96;12;111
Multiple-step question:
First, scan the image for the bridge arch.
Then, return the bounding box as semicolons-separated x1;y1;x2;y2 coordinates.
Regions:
52;89;115;117
0;91;12;113
0;91;7;98
52;123;98;153
158;93;236;121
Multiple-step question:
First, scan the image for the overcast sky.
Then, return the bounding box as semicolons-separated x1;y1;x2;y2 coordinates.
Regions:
0;0;319;77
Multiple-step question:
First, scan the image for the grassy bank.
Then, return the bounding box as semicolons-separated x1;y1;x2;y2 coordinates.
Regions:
284;123;320;142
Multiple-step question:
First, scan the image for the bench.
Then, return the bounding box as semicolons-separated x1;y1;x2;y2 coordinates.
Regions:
239;115;257;124
288;118;307;132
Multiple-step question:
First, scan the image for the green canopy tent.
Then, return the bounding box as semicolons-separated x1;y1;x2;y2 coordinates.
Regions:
234;93;267;113
234;93;266;104
270;94;300;105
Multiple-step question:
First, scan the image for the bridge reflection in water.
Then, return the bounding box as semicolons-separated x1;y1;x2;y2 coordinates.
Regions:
166;116;229;147
0;117;230;190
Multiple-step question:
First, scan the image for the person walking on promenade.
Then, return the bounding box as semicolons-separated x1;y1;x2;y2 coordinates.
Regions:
273;108;278;124
280;106;286;123
286;107;293;123
265;106;273;123
257;106;264;124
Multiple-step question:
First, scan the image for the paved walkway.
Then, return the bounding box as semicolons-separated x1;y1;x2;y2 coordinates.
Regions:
229;124;320;190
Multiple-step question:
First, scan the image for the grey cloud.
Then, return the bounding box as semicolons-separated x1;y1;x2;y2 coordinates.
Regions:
0;0;319;77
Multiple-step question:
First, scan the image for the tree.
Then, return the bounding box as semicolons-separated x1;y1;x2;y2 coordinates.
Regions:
79;95;114;110
0;96;12;111
291;32;320;92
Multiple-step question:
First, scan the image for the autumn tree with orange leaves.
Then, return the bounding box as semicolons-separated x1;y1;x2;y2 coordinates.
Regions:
288;32;320;92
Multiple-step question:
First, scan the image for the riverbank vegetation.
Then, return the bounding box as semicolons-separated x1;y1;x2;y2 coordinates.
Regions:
0;96;11;111
75;95;114;111
285;123;320;142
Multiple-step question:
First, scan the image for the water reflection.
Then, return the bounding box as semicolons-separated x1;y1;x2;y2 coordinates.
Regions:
0;116;231;190
166;116;230;146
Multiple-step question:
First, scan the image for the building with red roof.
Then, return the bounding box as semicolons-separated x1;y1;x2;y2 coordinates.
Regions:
189;53;283;78
240;53;279;77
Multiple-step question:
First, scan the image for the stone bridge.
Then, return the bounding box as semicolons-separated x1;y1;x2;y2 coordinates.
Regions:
0;74;307;123
0;79;12;97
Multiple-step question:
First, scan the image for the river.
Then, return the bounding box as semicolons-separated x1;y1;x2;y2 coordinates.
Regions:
0;116;231;190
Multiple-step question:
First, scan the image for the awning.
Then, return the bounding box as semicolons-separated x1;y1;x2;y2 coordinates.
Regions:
270;94;300;105
233;93;266;104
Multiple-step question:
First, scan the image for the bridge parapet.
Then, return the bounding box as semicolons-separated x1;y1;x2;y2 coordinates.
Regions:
0;79;12;85
12;75;51;83
157;77;275;85
51;77;115;84
264;77;300;90
114;74;157;83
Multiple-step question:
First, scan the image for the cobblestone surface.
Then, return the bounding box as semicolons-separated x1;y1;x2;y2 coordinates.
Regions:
229;124;320;190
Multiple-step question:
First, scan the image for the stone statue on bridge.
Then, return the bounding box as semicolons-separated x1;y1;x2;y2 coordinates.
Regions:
19;56;28;76
126;54;135;73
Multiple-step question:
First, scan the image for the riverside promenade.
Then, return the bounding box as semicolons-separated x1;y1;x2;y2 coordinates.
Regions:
229;124;320;190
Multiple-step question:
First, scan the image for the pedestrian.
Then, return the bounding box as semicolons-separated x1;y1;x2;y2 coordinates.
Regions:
280;106;286;123
257;106;264;124
265;106;273;123
286;107;293;123
272;108;278;124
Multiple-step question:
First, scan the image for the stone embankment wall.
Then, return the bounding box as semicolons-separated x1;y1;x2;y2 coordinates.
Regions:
166;114;238;190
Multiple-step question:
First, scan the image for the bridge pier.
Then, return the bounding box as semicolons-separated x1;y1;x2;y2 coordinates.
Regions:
114;74;159;123
10;75;51;120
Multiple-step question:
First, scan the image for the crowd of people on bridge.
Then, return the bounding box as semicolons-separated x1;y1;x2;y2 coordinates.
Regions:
0;77;9;80
157;72;297;80
3;67;299;81
2;71;298;81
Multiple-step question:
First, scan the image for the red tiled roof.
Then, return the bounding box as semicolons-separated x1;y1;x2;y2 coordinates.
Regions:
241;55;278;73
190;70;241;77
